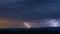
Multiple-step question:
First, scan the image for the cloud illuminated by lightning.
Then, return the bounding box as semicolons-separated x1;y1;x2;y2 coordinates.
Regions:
49;19;59;27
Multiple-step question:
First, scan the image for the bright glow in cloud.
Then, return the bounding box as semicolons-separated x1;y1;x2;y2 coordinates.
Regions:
24;22;31;28
49;19;59;27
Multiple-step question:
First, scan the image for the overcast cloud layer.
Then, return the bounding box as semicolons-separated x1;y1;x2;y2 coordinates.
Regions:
0;0;60;28
0;0;59;20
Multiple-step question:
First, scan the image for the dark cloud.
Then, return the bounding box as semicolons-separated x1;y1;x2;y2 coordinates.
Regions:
0;0;60;20
0;0;16;5
0;0;60;28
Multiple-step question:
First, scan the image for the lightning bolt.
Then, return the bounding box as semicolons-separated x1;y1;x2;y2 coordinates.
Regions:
24;22;31;28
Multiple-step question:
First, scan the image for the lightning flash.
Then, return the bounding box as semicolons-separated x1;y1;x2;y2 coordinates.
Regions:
24;22;31;28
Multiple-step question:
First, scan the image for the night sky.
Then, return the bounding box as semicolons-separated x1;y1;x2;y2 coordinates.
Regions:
0;0;60;28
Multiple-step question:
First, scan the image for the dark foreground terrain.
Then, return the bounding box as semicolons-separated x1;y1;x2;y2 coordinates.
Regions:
0;27;60;34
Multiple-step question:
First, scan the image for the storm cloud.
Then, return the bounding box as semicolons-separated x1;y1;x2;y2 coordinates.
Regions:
0;0;59;20
0;0;59;28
